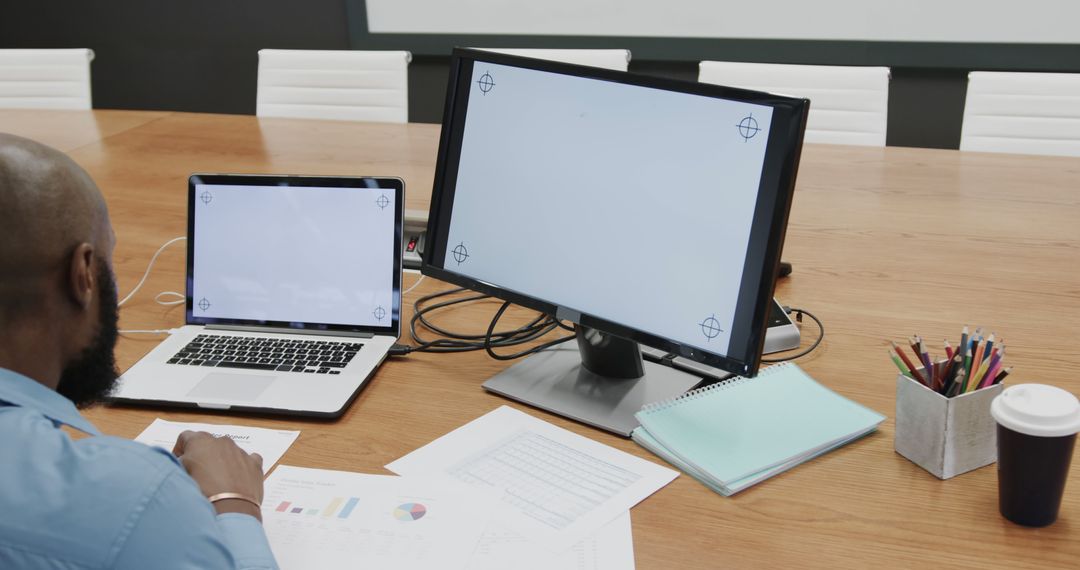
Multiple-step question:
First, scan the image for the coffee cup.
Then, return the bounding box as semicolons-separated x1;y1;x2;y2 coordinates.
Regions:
990;384;1080;527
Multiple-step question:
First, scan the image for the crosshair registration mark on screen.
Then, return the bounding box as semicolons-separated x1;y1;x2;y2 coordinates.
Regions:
736;114;761;142
477;72;495;95
452;242;470;265
700;314;723;341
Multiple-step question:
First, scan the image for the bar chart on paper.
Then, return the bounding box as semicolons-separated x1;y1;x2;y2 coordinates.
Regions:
272;496;360;518
261;466;491;570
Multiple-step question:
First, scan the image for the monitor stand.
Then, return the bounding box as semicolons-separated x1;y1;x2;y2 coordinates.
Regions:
482;325;703;437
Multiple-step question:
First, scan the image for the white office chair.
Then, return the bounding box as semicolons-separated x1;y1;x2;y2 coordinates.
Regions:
698;61;891;147
0;48;94;110
960;71;1080;157
477;48;630;72
256;49;412;123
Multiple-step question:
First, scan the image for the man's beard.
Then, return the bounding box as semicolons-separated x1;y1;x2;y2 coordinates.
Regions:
56;259;120;408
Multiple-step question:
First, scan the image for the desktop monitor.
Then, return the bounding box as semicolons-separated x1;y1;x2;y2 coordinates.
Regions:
423;49;809;435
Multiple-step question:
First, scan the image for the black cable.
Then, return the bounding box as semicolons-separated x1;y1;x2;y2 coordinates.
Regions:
761;307;825;363
407;289;551;352
483;301;576;360
399;286;820;365
397;287;576;356
414;290;547;340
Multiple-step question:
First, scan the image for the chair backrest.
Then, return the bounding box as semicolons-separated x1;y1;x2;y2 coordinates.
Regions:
256;49;412;123
698;61;891;147
960;71;1080;157
477;48;630;72
0;49;94;110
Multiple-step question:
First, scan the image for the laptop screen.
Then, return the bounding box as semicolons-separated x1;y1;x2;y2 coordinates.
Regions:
185;175;403;335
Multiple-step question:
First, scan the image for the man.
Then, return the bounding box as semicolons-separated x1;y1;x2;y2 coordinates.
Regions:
0;133;278;569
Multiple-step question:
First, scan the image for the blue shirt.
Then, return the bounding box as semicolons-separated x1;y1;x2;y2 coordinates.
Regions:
0;368;279;569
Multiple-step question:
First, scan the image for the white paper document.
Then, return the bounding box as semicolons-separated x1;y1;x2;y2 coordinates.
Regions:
261;465;493;570
386;406;677;552
134;419;299;474
468;512;635;570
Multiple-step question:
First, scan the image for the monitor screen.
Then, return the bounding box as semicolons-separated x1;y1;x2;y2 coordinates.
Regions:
186;175;403;335
423;49;807;432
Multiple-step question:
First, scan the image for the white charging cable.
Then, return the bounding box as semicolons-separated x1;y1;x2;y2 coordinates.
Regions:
403;274;426;296
154;291;185;306
117;236;186;307
117;236;186;335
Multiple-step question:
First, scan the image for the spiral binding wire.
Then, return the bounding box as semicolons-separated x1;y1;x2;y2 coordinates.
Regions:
639;362;793;415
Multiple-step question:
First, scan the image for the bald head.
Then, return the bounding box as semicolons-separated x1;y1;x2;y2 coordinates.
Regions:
0;133;112;321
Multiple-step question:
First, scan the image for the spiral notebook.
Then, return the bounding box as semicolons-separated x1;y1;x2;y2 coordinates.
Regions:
632;362;885;496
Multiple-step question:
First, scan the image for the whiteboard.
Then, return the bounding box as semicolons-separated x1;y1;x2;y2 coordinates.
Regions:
366;0;1080;44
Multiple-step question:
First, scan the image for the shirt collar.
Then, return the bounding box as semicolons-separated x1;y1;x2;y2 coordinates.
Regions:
0;367;101;435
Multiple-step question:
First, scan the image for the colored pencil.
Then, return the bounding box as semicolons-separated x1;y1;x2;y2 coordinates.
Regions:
888;349;910;376
939;353;962;395
892;342;926;385
981;333;996;366
977;348;1004;388
947;367;966;397
963;334;982;391
909;336;924;366
914;336;935;387
961;329;974;387
887;326;1009;397
915;345;933;384
966;334;988;393
971;349;995;391
978;359;1004;391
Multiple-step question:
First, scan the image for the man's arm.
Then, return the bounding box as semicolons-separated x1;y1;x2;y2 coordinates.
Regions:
173;431;266;520
111;432;278;570
110;468;278;569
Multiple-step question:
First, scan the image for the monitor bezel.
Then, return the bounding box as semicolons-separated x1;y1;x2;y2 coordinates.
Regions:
185;173;404;336
423;48;807;377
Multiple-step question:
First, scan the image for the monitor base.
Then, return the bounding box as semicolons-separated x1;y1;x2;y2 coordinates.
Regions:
482;345;702;437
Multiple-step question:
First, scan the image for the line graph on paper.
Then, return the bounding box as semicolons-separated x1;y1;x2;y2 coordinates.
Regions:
447;431;641;529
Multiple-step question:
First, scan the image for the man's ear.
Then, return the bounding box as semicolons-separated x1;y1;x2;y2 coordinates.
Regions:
67;242;96;310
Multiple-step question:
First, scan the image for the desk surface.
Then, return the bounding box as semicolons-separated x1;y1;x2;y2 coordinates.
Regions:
5;110;1080;569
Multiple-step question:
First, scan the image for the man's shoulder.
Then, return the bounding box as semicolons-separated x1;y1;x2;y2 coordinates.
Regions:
0;407;209;568
78;432;185;472
0;404;193;521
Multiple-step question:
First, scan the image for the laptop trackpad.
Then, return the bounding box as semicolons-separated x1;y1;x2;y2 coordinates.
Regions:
186;373;275;402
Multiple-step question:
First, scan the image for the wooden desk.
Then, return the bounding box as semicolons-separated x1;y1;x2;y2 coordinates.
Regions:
0;109;171;152
6;111;1080;568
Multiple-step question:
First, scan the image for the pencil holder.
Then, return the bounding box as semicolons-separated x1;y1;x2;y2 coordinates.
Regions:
894;368;1003;479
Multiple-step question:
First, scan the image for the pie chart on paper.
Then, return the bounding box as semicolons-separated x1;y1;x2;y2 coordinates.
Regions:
393;502;427;521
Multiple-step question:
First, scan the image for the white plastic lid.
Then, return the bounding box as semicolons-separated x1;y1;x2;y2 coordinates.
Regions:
991;384;1080;438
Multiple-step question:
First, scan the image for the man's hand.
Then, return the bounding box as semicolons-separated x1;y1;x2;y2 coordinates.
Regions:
173;430;265;521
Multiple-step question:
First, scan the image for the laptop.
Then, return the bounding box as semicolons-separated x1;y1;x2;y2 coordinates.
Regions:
110;174;403;418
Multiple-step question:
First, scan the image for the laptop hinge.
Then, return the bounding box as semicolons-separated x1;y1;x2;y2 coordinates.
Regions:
206;324;375;338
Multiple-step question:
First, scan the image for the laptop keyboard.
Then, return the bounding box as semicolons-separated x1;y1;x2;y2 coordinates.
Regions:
167;334;363;375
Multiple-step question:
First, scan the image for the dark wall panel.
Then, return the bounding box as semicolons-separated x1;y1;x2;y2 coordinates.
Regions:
887;69;969;150
0;1;351;114
408;57;452;124
2;2;982;148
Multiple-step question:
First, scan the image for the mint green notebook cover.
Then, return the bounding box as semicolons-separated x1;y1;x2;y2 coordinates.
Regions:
632;425;875;495
634;362;885;486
